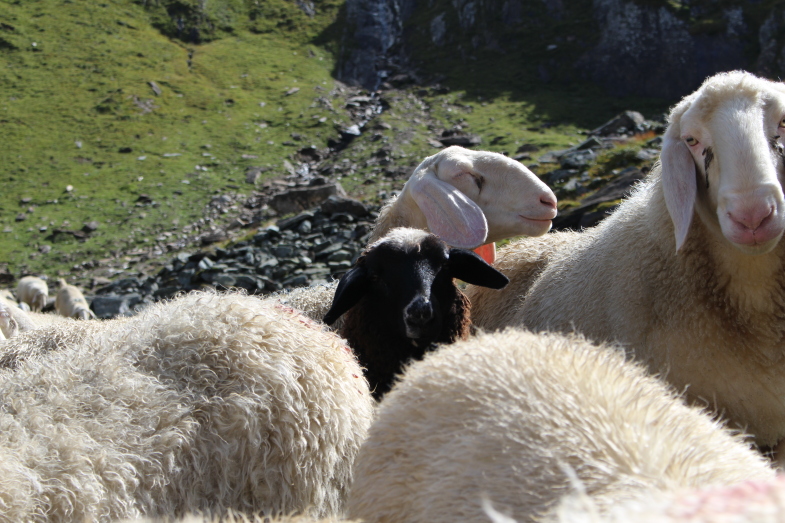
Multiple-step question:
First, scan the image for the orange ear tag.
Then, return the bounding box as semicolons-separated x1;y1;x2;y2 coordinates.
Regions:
473;242;496;265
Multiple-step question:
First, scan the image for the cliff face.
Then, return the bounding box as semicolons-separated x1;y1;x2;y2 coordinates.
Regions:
336;0;785;100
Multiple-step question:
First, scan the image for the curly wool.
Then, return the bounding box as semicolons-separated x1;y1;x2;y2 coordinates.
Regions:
348;329;773;523
0;292;373;522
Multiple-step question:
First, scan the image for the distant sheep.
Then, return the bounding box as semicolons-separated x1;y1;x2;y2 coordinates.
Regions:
16;275;48;312
348;329;774;523
323;228;508;398
0;300;18;340
466;71;785;450
55;278;96;320
0;292;373;521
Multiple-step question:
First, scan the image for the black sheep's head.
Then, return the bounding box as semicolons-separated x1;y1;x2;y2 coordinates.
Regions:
324;228;509;345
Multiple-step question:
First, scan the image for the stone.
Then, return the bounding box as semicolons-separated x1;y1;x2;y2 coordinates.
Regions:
269;183;347;215
438;130;481;147
590;111;646;137
559;149;596;169
91;294;142;319
320;195;370;217
82;221;99;232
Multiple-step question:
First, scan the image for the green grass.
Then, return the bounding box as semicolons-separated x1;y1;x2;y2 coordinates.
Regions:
0;0;347;276
0;0;701;280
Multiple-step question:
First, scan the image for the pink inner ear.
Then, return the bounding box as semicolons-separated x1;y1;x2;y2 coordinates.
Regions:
661;137;697;252
410;174;488;249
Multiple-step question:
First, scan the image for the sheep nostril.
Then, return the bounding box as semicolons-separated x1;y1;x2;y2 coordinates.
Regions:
729;206;774;231
540;193;557;209
406;300;434;326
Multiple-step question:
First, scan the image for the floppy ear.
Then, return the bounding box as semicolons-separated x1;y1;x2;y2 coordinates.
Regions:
448;248;509;289
661;135;697;252
323;264;369;325
408;167;488;249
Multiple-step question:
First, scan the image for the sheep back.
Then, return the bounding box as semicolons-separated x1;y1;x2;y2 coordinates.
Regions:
466;229;582;331
348;329;773;523
0;292;373;520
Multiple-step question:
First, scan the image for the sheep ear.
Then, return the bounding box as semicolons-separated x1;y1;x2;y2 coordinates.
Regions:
323;265;369;325
408;168;488;249
661;136;697;252
448;248;509;289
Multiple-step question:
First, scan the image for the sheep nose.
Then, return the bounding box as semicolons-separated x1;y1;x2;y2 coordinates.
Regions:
728;205;773;231
405;297;434;326
540;192;557;210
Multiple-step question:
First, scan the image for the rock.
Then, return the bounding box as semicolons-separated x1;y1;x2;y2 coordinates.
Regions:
590;111;646;136
516;144;540;153
277;212;315;230
245;167;267;184
553;167;644;230
559;149;596;169
91;294;142;319
82;221;99;233
320;195;370;217
269;183;347;215
438;129;481;147
149;81;162;96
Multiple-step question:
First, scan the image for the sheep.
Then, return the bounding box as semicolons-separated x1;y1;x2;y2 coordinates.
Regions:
127;514;359;523
269;146;556;324
322;227;508;398
370;145;558;256
0;291;374;521
347;329;775;523
553;476;785;522
0;301;18;340
16;275;48;312
465;71;785;451
55;278;96;320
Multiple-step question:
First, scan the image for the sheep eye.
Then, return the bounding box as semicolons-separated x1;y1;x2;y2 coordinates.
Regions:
684;136;698;146
473;175;484;191
779;117;785;128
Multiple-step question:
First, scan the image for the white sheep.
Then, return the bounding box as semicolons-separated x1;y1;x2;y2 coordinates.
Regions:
465;71;785;451
553;476;785;522
55;278;96;320
16;275;48;312
0;291;373;520
270;146;556;323
370;145;557;255
347;329;774;523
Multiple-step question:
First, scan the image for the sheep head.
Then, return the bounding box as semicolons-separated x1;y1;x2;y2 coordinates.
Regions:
398;146;557;249
662;71;785;255
324;228;509;345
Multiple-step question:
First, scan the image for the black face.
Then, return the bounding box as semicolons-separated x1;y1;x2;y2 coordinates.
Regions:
323;233;509;345
361;235;452;344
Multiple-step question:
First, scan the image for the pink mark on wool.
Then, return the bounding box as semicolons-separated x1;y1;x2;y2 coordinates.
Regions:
664;476;785;519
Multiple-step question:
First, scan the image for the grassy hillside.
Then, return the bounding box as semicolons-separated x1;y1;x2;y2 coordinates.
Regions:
0;0;672;282
0;0;349;276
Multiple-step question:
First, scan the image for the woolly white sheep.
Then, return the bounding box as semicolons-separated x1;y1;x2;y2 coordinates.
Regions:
0;291;373;521
347;329;774;523
323;227;508;398
55;278;96;320
16;275;48;312
553;475;785;522
466;71;785;451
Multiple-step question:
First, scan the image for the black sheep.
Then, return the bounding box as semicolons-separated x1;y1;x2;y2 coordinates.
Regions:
324;227;508;399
